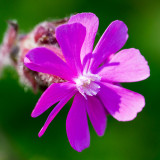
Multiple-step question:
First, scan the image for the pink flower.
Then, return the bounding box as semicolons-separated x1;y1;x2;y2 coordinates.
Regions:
24;13;150;152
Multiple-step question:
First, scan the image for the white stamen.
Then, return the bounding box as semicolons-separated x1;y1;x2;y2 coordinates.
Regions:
74;72;101;98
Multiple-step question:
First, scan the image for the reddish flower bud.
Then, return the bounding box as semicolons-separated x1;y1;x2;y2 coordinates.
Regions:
0;18;68;92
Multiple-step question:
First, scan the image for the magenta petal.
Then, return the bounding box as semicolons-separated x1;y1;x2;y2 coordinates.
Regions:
98;48;150;82
31;82;76;117
56;23;86;75
66;93;90;152
38;90;76;137
87;96;107;136
24;47;74;81
90;20;128;72
98;82;145;121
69;13;99;63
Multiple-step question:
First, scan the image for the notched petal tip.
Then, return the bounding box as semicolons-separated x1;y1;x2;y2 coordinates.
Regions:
115;93;146;122
99;83;146;122
99;48;150;83
116;95;145;122
128;48;150;81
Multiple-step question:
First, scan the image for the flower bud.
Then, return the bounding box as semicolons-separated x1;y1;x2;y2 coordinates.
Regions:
0;18;68;92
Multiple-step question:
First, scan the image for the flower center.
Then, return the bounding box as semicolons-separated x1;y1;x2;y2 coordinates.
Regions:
75;72;101;98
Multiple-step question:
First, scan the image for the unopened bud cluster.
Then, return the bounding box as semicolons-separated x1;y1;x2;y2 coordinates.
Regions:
0;18;68;92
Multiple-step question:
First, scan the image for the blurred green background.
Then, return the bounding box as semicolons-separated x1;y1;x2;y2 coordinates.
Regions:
0;0;159;160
